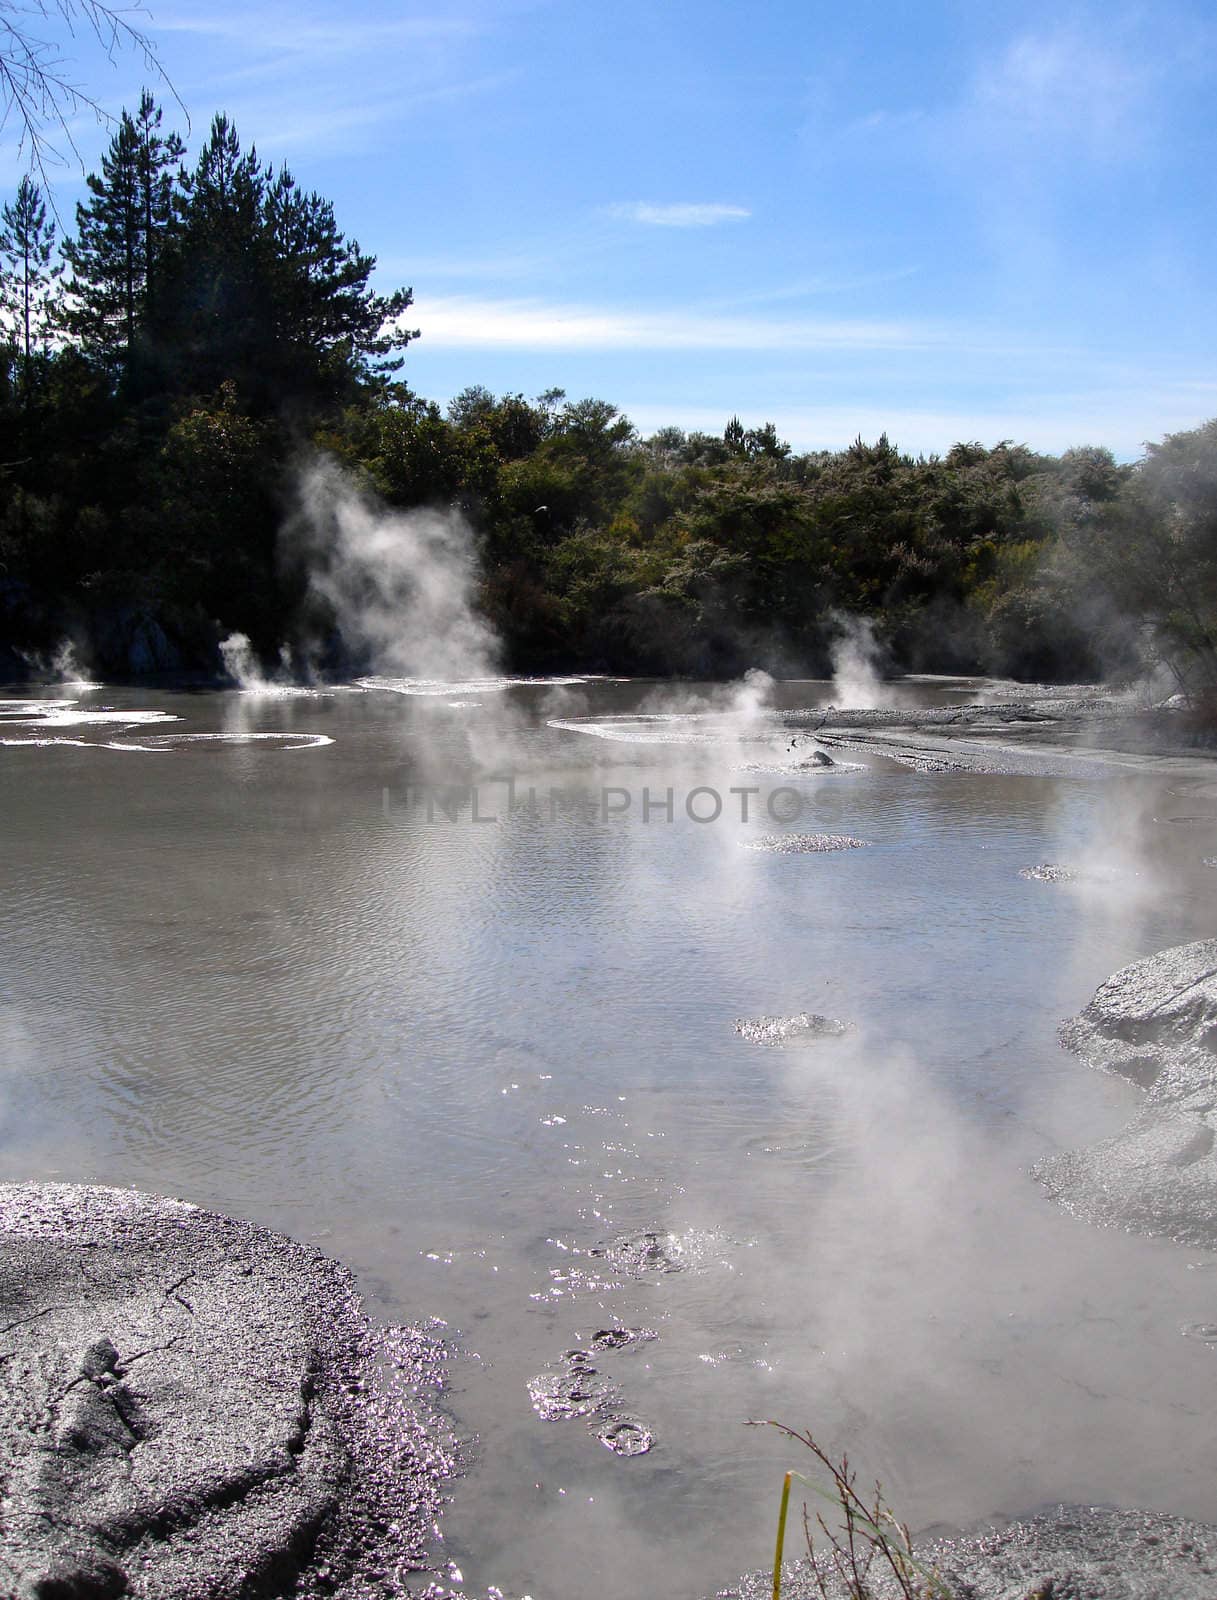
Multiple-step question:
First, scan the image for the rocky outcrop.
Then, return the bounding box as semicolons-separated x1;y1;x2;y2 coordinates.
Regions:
0;1183;454;1599
1035;939;1217;1247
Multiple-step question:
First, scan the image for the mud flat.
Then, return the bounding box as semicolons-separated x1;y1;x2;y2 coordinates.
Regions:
1034;939;1217;1247
0;1182;455;1600
718;1504;1217;1600
807;696;1217;777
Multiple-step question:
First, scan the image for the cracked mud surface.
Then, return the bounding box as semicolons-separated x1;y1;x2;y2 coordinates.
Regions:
1034;939;1217;1248
0;1182;456;1599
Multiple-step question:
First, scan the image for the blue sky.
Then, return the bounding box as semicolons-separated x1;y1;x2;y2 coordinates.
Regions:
24;0;1217;458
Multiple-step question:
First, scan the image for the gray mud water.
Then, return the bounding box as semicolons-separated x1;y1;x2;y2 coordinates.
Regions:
0;1181;455;1599
3;676;1217;1600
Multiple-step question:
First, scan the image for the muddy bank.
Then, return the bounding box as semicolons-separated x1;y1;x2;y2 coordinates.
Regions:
0;1182;455;1599
1034;939;1217;1247
718;1504;1217;1600
804;696;1217;775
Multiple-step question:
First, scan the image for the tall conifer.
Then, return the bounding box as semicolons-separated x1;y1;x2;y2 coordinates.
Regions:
63;91;184;376
0;176;62;364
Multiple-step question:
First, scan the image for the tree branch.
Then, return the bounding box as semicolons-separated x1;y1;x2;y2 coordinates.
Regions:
0;1;184;193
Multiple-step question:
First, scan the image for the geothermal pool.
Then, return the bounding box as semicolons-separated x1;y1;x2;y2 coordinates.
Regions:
2;675;1217;1599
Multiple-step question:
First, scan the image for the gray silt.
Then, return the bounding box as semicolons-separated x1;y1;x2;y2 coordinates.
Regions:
0;1182;457;1600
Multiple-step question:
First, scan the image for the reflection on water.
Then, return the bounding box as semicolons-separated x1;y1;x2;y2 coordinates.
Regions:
2;677;1217;1600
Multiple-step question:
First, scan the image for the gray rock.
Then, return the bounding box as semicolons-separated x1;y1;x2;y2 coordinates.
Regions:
0;1182;455;1599
1034;940;1217;1247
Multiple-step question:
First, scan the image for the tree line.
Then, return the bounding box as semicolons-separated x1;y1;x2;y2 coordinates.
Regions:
1;92;1214;697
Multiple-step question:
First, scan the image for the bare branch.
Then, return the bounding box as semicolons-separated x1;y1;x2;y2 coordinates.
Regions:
0;0;185;191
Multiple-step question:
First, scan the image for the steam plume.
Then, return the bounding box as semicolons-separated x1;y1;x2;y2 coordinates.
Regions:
290;456;499;682
828;613;895;709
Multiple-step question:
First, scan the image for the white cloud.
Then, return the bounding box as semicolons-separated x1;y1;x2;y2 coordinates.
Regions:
605;202;751;228
248;72;516;151
154;11;477;51
969;26;1152;159
411;295;929;352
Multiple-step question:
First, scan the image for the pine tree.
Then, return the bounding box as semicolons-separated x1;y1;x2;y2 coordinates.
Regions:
156;114;416;414
133;89;186;327
63;91;184;376
63;111;140;368
154;113;270;398
262;166;416;397
0;176;63;364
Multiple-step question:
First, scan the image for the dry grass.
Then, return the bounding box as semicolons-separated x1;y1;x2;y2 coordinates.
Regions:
749;1421;953;1600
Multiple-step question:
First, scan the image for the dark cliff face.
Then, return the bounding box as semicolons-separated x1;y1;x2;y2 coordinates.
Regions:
0;1183;456;1599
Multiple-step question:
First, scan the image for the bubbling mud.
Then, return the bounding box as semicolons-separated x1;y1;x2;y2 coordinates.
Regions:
528;1323;659;1459
733;1014;853;1045
589;1229;687;1275
587;1327;657;1352
528;1362;616;1422
744;833;869;854
596;1417;652;1457
1019;862;1081;882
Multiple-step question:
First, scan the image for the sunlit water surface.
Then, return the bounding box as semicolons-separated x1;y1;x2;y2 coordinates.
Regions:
3;677;1217;1600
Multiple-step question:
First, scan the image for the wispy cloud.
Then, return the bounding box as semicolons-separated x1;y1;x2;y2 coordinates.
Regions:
967;25;1154;161
154;10;478;52
247;72;516;152
411;295;928;352
730;265;922;307
605;201;750;228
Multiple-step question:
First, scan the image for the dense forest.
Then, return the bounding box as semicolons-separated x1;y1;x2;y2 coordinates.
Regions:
2;94;1215;695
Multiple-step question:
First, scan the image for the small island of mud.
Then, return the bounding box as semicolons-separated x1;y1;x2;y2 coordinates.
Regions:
0;1182;455;1600
1034;938;1217;1247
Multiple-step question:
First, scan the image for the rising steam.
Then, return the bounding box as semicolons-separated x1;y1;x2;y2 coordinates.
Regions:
828;613;895;709
17;639;98;689
290;456;499;682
